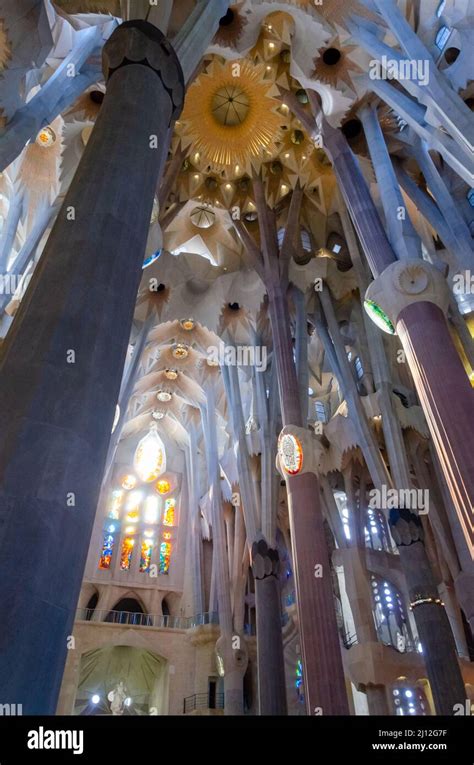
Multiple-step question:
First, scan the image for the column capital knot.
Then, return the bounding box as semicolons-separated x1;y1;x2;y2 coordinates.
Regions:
364;258;450;335
251;539;280;580
276;424;325;479
102;20;184;121
388;507;424;546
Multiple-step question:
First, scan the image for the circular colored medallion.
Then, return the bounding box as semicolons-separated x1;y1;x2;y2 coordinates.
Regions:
278;433;303;475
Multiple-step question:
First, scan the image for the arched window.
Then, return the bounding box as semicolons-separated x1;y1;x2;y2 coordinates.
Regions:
354;356;364;380
371;576;413;651
391;683;428;715
106;597;145;625
85;592;99;621
100;475;178;576
467;188;474;208
436;0;446;18
334;491;351;541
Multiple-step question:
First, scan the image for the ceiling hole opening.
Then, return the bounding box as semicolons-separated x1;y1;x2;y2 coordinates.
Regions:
342;119;362;140
89;90;104;104
228;302;240;311
444;46;460;65
219;9;235;26
322;48;341;66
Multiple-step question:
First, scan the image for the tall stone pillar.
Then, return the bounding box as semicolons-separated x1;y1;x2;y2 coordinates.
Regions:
252;539;288;715
365;261;474;557
390;511;466;715
0;21;184;714
268;286;349;715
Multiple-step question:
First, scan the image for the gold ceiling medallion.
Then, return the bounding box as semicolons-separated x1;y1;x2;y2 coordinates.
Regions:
177;58;287;177
211;85;250;126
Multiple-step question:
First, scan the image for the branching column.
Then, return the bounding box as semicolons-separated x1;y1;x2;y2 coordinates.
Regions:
235;178;349;715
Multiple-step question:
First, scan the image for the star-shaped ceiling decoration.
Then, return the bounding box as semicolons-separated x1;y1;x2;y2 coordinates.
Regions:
312;37;363;91
176;57;288;178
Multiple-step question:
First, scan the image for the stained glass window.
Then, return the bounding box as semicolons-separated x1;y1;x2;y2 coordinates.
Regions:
392;684;428;715
155;479;171;495
140;538;154;573
134;427;166;482
99;533;115;569
125;491;142;522
120;537;135;570
108;490;123;519
163;498;176;526
159;540;171;573
144;495;159;524
295;659;304;703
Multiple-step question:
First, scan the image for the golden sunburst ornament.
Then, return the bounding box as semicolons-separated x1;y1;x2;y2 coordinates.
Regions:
177;58;287;177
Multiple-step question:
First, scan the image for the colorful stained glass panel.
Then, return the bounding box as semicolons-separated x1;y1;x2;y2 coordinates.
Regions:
163;498;175;526
159;541;171;573
140;539;154;573
120;537;134;570
99;533;115;570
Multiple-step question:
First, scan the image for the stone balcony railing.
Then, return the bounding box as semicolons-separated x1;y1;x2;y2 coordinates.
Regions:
75;608;219;630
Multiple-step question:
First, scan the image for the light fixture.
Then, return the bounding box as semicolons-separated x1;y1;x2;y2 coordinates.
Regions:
124;697;132;707
172;343;189;360
152;410;165;420
36;126;56;147
156;390;172;402
364;299;395;335
134;426;166;482
91;695;100;705
120;474;137;491
165;368;178;380
180;318;195;331
125;526;136;534
107;524;116;533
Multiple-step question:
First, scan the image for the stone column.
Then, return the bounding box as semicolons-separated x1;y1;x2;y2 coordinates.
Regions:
268;286;349;715
365;261;474;556
0;21;184;714
252;539;288;715
390;511;466;715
